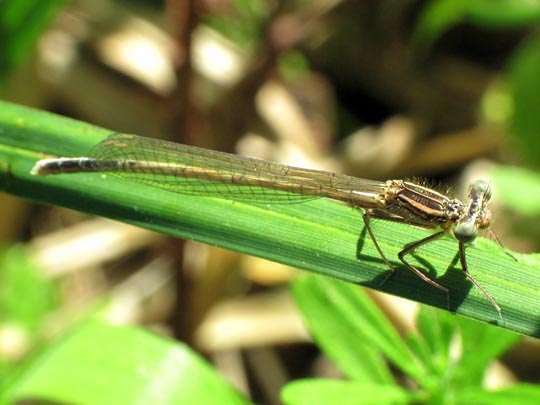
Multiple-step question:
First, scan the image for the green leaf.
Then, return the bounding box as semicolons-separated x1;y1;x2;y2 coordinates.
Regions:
457;384;540;405
466;0;540;27
408;306;519;389
4;320;251;405
409;307;455;376
454;315;520;384
281;379;414;405
292;276;397;384
412;0;467;50
0;0;67;85
1;100;540;337
412;0;540;51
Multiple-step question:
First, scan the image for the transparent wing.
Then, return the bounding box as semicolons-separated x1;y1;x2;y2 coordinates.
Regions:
90;133;386;206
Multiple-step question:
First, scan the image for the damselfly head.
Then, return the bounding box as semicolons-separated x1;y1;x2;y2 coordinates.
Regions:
454;180;493;243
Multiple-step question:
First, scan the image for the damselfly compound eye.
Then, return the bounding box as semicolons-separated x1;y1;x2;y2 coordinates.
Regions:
454;221;477;244
470;180;492;201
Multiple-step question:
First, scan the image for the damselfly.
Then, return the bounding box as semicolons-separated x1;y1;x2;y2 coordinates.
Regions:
31;133;501;319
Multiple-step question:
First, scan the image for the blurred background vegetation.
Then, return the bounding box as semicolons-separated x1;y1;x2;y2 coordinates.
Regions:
2;0;540;404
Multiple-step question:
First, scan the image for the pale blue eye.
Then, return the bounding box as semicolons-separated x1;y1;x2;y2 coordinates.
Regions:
454;222;477;243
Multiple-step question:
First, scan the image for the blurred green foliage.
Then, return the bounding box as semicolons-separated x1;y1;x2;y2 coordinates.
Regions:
0;0;67;88
285;275;532;405
508;35;540;169
494;165;540;217
0;245;58;396
202;0;270;49
0;245;57;331
413;0;540;50
414;0;540;220
2;321;251;405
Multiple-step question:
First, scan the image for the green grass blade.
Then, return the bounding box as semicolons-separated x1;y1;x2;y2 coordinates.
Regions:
1;101;540;337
